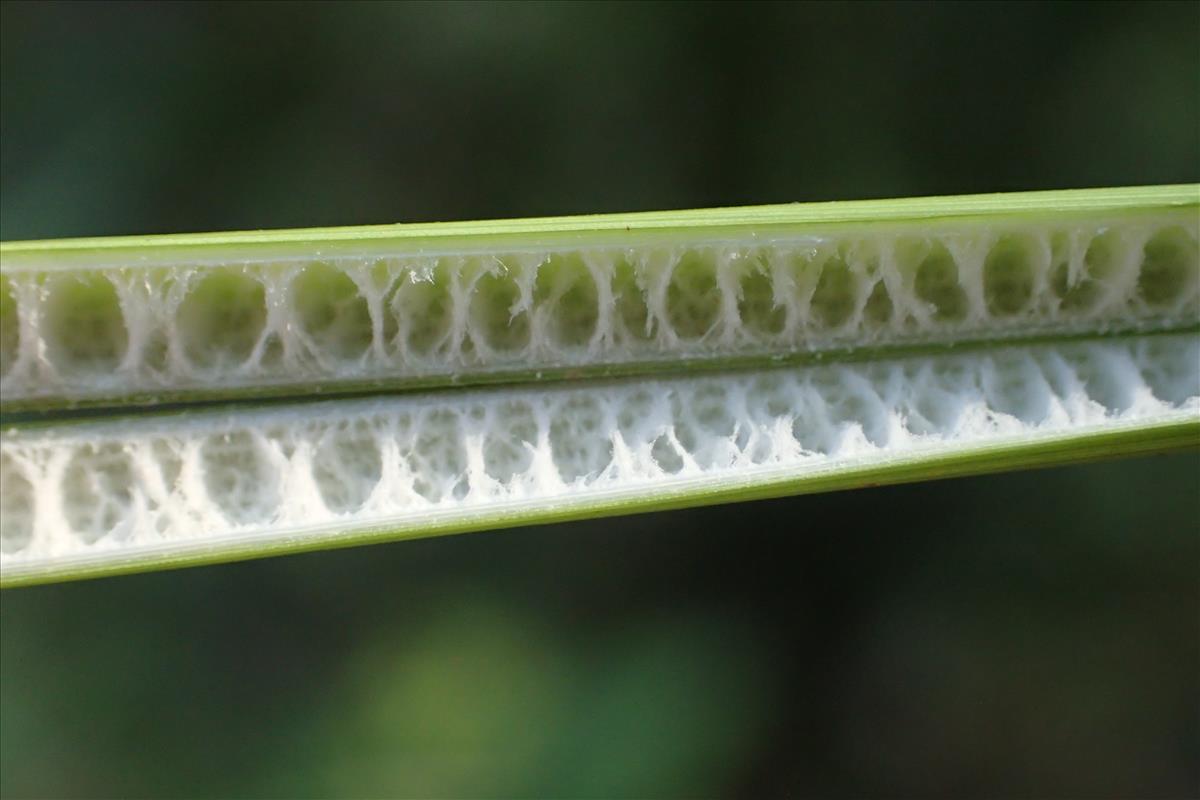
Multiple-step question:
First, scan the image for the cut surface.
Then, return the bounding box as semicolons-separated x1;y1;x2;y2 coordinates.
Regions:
2;332;1196;586
1;187;1196;410
2;188;1197;585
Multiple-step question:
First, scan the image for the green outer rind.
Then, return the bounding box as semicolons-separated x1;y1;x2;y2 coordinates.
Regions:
2;185;1196;267
3;415;1196;589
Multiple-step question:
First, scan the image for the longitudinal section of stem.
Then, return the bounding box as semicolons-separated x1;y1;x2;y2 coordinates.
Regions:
3;331;1196;584
2;192;1196;410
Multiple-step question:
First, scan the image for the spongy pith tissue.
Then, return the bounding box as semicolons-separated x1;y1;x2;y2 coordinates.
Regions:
2;333;1197;566
1;216;1197;402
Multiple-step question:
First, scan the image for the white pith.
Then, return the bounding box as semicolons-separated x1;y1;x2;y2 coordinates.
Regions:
3;332;1196;576
2;213;1196;406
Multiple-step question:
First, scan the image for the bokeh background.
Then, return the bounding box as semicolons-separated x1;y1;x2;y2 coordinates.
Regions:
1;1;1198;797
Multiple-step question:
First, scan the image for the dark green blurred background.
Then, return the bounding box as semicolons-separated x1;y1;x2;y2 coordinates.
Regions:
1;2;1198;798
